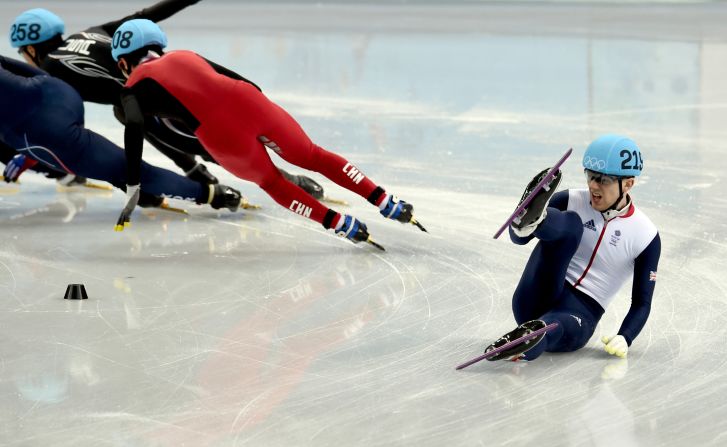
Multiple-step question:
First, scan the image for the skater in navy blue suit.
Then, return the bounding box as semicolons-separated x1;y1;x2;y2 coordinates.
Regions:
0;55;244;214
484;135;661;362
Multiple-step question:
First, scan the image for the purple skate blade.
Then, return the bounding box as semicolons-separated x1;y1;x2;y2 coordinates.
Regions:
492;148;573;239
455;322;559;370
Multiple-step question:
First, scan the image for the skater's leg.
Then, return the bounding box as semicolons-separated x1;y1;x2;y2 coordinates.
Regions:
24;125;208;203
257;106;379;199
259;104;416;223
520;288;602;361
512;208;584;323
211;137;371;243
214;137;334;225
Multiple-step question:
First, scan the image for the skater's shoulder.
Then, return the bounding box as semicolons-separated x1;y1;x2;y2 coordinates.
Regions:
627;204;658;232
564;188;590;207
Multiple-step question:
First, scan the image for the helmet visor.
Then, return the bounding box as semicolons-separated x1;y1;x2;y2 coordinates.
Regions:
584;169;621;186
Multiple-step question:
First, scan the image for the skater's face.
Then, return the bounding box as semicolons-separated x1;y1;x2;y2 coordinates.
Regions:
585;170;635;211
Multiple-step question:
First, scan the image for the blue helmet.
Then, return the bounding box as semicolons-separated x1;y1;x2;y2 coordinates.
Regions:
111;19;168;62
10;8;65;48
582;134;643;177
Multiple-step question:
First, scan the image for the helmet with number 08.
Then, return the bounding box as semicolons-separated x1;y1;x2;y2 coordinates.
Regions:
10;8;64;48
582;134;643;177
111;19;167;62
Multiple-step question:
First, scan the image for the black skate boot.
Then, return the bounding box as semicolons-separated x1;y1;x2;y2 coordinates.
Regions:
279;169;324;200
210;184;243;212
186;163;219;185
137;192;165;208
336;215;371;244
484;320;547;361
511;168;562;235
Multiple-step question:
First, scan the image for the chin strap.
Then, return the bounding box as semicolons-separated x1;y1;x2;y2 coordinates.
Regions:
605;178;625;212
602;192;632;220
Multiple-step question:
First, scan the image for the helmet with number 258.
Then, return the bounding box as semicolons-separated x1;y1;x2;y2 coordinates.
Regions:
9;8;65;48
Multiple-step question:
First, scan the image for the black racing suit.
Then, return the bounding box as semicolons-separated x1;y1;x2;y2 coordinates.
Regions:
37;0;211;174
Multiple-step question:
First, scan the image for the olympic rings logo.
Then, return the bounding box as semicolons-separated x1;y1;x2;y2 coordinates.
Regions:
583;156;606;170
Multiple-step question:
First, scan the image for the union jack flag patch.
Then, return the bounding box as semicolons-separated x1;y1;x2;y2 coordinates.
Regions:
649;271;657;282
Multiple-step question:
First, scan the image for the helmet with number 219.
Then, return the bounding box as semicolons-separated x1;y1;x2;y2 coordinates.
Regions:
582;134;643;178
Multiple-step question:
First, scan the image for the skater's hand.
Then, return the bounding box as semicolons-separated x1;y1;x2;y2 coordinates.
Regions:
115;184;140;232
601;335;628;358
3;154;36;183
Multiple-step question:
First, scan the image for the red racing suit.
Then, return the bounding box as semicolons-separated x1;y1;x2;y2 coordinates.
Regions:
122;50;385;227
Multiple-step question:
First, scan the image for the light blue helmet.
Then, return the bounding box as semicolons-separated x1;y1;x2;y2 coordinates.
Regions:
582;134;643;177
111;19;168;62
10;8;65;48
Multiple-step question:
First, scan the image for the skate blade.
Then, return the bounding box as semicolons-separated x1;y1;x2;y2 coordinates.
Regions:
411;217;428;232
159;202;189;215
241;200;261;210
57;182;114;192
322;196;349;206
83;182;114;191
366;237;386;251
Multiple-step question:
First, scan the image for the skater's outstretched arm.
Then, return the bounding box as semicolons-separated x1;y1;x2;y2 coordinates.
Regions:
616;233;662;345
120;92;146;187
99;0;201;35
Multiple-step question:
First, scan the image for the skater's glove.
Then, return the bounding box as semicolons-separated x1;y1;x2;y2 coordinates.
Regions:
3;154;37;183
115;184;140;232
601;335;628;358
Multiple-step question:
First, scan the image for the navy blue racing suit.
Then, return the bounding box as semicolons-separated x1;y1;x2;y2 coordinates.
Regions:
0;55;206;203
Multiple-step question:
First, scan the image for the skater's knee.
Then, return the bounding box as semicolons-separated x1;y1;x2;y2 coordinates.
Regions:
259;169;287;192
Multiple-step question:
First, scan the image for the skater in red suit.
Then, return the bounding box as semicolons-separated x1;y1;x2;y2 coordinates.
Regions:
111;19;425;247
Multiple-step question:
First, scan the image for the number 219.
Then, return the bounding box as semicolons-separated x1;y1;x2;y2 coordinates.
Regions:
620;149;642;171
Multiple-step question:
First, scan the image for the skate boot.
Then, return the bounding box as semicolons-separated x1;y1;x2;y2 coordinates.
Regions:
484;320;547;361
280;169;324;200
335;215;371;244
57;174;88;187
511;168;562;237
137;192;165;208
186;163;219;185
209;184;243;212
379;195;414;224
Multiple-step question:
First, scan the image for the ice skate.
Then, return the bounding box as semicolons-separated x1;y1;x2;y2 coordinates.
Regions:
336;215;385;250
209;184;258;212
280;169;325;200
510;168;562;237
484;320;547;361
186;163;219;185
56;174;114;191
379;195;427;232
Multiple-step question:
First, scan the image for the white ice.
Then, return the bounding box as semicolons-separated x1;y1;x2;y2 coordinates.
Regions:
1;1;726;446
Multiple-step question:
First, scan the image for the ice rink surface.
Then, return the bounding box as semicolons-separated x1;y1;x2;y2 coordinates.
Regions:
2;1;727;445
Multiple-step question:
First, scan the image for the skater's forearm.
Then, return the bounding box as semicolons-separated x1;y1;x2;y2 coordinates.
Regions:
618;233;661;345
100;0;201;35
121;92;146;186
